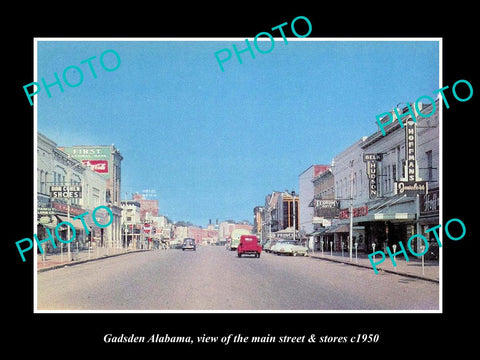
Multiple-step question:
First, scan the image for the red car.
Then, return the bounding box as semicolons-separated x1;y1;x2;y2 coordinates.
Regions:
237;235;262;258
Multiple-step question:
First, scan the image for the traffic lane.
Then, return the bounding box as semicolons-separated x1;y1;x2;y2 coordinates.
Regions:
177;248;439;310
37;250;173;310
238;251;439;310
36;246;439;311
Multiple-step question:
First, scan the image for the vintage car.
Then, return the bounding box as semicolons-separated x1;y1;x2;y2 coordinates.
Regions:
182;238;196;251
271;240;308;256
237;235;262;258
263;238;279;253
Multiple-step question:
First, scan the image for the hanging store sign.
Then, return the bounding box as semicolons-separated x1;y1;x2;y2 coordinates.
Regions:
420;187;439;216
50;185;82;198
315;199;340;208
363;153;382;199
405;118;417;182
395;118;427;195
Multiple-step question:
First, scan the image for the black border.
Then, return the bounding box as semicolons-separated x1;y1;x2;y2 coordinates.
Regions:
8;5;476;354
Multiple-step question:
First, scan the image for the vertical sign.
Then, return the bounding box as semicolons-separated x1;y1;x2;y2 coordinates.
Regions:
405;118;417;181
363;153;382;199
395;117;427;195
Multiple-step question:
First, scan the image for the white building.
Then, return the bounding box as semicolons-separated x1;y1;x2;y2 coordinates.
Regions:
37;132;108;253
298;165;330;235
330;100;439;254
121;200;141;248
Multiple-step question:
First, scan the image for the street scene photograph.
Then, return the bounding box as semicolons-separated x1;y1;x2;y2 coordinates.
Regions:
33;38;441;312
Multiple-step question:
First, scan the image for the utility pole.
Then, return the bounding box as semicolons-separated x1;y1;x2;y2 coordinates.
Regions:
349;160;354;262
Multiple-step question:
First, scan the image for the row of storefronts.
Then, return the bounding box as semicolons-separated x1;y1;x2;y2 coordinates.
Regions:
37;132;123;255
307;100;439;258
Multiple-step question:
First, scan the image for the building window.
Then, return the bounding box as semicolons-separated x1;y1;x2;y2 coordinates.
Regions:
387;165;392;192
426;150;433;181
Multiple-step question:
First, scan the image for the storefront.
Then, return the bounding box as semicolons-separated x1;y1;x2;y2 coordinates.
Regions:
419;187;440;259
351;194;417;254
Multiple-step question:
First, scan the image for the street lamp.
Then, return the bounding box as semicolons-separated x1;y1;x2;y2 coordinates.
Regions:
65;158;85;262
349;160;354;262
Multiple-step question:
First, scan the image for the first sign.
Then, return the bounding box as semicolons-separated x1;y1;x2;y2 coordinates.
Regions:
50;185;82;198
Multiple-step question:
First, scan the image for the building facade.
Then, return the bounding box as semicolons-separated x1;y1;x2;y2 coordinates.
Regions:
121;200;142;248
59;144;124;248
332;100;439;255
132;193;159;221
309;168;338;251
37;133;109;255
298;165;330;235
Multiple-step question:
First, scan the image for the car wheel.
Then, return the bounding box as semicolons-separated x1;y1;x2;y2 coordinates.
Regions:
238;253;241;258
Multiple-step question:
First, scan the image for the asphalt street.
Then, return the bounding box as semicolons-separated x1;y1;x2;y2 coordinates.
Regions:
36;246;439;311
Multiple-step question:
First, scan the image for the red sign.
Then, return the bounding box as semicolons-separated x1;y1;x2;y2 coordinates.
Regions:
52;201;85;216
339;205;368;220
82;159;108;174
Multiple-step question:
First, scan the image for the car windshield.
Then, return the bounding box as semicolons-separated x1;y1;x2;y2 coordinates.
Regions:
279;241;296;245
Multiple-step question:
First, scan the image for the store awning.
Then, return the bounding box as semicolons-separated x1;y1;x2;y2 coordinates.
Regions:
323;224;350;234
56;215;90;231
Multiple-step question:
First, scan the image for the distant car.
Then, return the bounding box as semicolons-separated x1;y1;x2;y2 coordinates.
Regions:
237;235;262;258
271;240;308;256
182;238;196;251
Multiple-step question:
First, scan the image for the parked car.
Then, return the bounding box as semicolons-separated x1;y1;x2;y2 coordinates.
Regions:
237;235;262;258
182;238;196;251
263;239;279;253
271;240;308;256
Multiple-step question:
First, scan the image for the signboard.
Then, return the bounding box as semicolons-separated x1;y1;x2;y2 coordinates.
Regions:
38;208;56;215
81;159;108;174
420;187;439;216
50;185;82;198
395;181;427;195
51;201;85;216
395;118;427;195
339;205;368;220
404;118;417;181
315;199;340;208
59;146;111;178
314;199;340;219
363;153;382;199
144;224;151;234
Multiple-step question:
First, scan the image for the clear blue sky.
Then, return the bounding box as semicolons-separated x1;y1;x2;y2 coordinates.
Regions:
36;39;439;226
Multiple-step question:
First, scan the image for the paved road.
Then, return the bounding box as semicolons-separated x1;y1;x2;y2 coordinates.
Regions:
36;246;439;311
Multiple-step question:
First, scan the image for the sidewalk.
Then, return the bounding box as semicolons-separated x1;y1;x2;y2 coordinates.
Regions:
36;246;150;272
308;250;439;283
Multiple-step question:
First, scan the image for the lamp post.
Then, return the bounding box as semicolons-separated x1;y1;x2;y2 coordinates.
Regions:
349;160;354;262
65;158;85;262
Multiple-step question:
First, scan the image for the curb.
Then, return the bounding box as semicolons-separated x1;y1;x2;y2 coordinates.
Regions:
37;249;150;273
308;254;439;284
